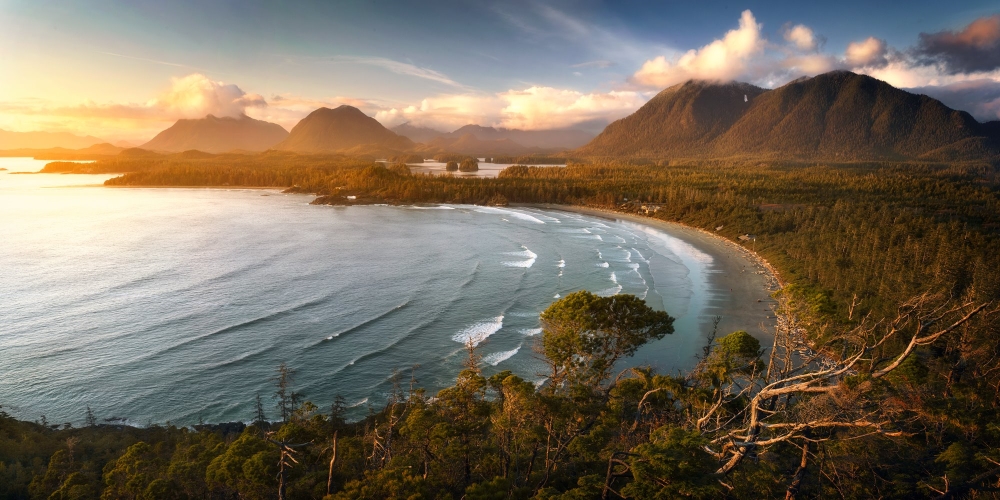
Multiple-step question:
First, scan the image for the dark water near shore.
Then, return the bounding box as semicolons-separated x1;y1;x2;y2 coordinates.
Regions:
2;157;729;426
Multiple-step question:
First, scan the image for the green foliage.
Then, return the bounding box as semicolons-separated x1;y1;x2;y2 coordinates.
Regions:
458;157;478;172
541;291;674;390
623;427;721;499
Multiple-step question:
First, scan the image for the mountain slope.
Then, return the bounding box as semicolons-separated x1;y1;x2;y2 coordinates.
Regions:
578;71;999;161
578;80;766;157
716;71;986;160
141;114;288;153
391;123;446;143
275;106;413;153
426;133;540;155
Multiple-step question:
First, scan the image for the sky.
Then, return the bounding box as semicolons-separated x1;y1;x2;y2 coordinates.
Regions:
1;0;999;143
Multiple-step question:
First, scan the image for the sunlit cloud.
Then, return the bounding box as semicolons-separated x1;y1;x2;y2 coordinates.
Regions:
371;87;647;131
631;10;765;88
0;74;268;141
914;14;1000;74
624;10;1000;122
845;37;889;67
783;24;822;52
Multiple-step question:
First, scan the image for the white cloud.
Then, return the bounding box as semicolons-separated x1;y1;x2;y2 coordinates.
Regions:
631;10;765;87
784;24;819;51
845;37;889;67
371;87;647;131
154;74;266;118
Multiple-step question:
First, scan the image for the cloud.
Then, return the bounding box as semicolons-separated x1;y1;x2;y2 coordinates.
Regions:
784;24;820;51
845;37;889;67
915;14;1000;74
908;79;1000;121
154;74;266;118
0;74;268;141
498;87;646;130
372;87;647;131
631;10;765;87
330;56;464;88
572;60;615;69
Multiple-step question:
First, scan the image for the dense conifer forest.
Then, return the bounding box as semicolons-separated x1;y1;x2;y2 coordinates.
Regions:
4;154;1000;499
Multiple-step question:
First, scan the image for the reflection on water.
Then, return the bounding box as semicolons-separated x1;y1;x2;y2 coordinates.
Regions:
377;158;566;178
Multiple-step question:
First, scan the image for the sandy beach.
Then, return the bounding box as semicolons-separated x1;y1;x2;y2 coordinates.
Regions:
524;203;783;344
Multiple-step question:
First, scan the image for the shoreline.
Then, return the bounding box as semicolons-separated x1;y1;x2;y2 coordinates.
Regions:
522;203;784;342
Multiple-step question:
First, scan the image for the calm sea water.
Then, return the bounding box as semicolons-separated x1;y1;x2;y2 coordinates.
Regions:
1;157;719;426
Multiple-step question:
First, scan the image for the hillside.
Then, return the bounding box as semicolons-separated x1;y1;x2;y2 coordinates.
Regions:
274;105;413;153
578;80;766;157
426;133;543;155
0;129;105;150
394;123;595;153
391;122;446;143
140;114;288;153
579;71;1000;161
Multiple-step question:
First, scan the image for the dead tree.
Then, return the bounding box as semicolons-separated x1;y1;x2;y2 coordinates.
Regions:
698;293;990;477
264;432;311;500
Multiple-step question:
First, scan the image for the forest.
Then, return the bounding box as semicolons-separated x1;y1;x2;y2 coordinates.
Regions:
3;154;1000;499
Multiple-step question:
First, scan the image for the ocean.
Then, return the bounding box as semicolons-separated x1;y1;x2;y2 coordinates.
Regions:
1;157;725;426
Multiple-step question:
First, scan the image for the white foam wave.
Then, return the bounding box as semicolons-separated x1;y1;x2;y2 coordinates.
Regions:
520;327;543;336
596;285;623;297
475;207;545;224
597;262;609;268
408;205;455;210
631;248;650;263
557;259;565;268
554;293;561;298
483;344;521;366
503;245;537;268
349;397;369;408
453;315;504;346
610;272;618;284
509;311;540;318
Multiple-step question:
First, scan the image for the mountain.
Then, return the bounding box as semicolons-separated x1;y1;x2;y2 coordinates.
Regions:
444;125;595;150
275;105;413;153
0;129;105;150
578;71;1000;161
426;133;540;155
140;114;288;153
579;80;766;157
393;122;596;153
391;123;446;143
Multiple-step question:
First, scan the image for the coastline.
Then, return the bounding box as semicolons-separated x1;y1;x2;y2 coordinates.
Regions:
522;203;783;343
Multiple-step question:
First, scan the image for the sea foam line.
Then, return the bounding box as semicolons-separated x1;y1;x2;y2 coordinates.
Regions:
475;206;545;224
503;245;537;268
483;344;522;366
452;315;504;346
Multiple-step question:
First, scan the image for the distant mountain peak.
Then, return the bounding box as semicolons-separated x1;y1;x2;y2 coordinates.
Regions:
140;114;288;153
274;106;413;153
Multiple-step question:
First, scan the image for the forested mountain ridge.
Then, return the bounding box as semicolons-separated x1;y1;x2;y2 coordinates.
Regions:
140;114;289;153
578;80;766;157
579;70;1000;161
275;105;414;153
